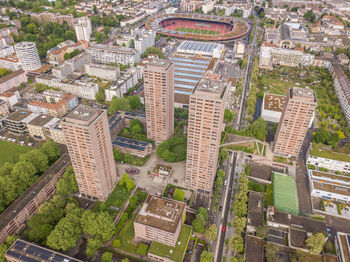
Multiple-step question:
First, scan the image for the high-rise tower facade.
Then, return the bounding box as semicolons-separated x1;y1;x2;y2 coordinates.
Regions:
143;56;174;143
274;87;316;158
62;105;117;200
185;80;227;194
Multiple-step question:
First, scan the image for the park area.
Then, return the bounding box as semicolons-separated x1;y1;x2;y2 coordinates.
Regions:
175;27;220;35
0;140;31;166
273;172;299;215
257;66;348;134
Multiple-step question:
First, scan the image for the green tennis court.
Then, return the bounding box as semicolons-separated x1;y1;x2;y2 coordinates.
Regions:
273;172;299;215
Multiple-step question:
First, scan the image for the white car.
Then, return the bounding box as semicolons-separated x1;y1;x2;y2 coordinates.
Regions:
11;138;16;142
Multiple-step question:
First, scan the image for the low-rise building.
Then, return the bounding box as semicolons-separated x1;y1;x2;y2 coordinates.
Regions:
0;69;26;93
27;114;65;144
0;45;15;58
5;239;83;262
0;100;9;116
0;89;20;106
52;52;92;80
336;232;350;262
307;143;350;174
247;192;264;235
153;164;173;178
134;195;186;247
47;40;88;65
27;93;78;117
120;11;146;27
36;74;99;100
5;110;39;134
0;154;70;243
86;44;140;65
308;169;350;203
0;54;21;71
261;93;286;123
105;67;142;101
233;41;245;59
112;136;152;158
84;63;120;81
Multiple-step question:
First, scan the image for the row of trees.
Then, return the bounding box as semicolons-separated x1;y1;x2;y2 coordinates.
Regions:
312;128;340;148
225;117;268;142
0;140;60;213
229;173;249;261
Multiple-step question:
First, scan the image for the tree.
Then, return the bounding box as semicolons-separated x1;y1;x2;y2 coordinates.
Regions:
11;161;37;192
129;195;139;209
233;200;247;218
205;224;218;242
55;166;78;196
305;233;327;255
129;39;135;48
114;148;124;162
200;251;214;262
102;252;113;262
229;234;243;254
120;212;128;223
197;207;209;220
40;140;60;163
224;109;236;123
129;119;143;135
86;236;102;258
128;95;141;110
81;210;116;241
124;152;133;164
174;188;185;201
232;217;246;235
312;128;330;144
113;239;121;248
108;97;131;115
121;259;130;262
304;10;316;23
142;47;165;58
265;243;279;262
119;173;135;191
290;250;310;262
192;216;206;234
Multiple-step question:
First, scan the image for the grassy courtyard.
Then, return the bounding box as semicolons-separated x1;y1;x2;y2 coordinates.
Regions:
148;225;192;262
175;27;220;35
0;140;31;167
310;143;350;162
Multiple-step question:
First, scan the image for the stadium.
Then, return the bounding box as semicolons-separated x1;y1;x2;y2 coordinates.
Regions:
145;13;250;42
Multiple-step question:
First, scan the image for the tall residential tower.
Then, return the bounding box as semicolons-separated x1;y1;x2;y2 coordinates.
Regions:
62;105;117;200
185;79;227;194
143;56;174;142
274;87;316;158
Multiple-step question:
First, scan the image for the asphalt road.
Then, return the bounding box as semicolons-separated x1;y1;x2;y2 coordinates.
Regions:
215;153;237;262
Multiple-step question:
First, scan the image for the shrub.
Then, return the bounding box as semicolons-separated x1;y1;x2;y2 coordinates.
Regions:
113;239;121;248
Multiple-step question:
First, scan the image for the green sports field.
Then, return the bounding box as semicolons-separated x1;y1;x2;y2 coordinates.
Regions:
175;27;220;35
273;172;299;215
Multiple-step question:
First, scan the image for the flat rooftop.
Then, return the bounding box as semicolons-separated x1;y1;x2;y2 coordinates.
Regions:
263;93;286;112
247;192;264;227
135;195;185;233
194;79;226;98
310;170;350;183
245;235;263;262
290;86;316;101
144;57;172;70
309;143;350;163
65;104;101;122
6;239;82;262
177;41;223;54
6;110;38;123
28;114;54;127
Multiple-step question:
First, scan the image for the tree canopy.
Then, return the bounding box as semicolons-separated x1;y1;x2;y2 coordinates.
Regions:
305;233;327;255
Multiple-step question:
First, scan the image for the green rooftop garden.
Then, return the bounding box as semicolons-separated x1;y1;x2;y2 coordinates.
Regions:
310;143;350;163
148;225;192;262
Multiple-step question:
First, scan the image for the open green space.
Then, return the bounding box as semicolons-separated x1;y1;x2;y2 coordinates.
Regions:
310;143;350;162
157;135;187;162
148;225;192;262
273;172;299;215
0;140;31;166
115;215;139;253
258;66;347;134
175;27;220;35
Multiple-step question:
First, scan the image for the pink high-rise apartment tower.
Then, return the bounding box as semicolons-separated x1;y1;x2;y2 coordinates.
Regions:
62;105;118;201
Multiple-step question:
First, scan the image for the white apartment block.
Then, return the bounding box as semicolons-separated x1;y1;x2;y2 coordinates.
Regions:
0;45;14;58
0;69;27;93
308;169;350;203
131;29;156;55
105;67;142;101
14;42;41;71
329;63;350;126
307;143;350;173
0;54;21;71
74;17;92;42
259;45;314;69
86;44;140;65
120;12;146;27
84;63;120;81
36;75;98;100
233;41;245;59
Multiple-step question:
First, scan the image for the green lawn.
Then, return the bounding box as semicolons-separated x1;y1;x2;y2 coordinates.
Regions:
310;143;350;162
0;140;31;167
115;215;139;253
148;225;192;262
175;27;220;35
273;172;299;215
